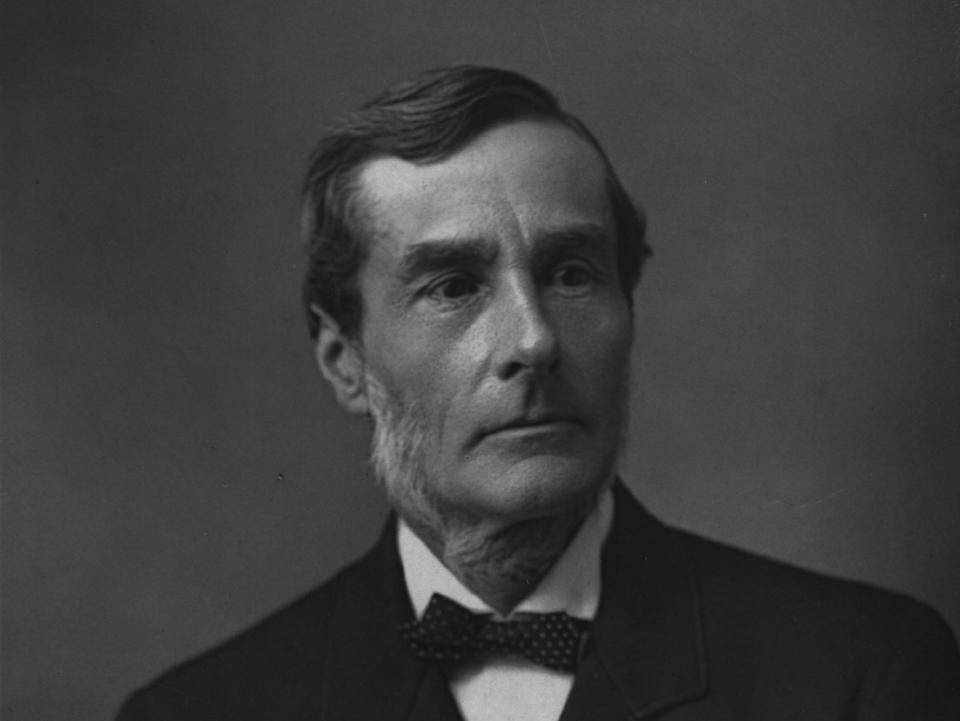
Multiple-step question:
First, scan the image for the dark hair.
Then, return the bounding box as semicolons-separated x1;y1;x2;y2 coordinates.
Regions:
300;65;650;339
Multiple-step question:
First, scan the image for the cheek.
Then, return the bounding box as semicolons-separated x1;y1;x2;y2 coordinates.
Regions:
373;357;438;409
365;332;469;444
559;311;633;426
564;304;633;371
603;317;634;375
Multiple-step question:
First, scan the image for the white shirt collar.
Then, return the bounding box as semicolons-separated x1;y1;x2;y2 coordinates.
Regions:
398;488;613;621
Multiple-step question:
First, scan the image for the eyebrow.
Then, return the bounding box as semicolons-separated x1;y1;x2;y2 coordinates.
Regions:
532;223;611;253
396;238;498;284
395;223;613;283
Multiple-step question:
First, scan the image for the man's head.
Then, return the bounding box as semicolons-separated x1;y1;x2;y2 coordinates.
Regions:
301;66;649;536
301;65;649;341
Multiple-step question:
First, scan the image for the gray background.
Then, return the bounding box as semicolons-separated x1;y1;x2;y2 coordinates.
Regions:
3;1;959;719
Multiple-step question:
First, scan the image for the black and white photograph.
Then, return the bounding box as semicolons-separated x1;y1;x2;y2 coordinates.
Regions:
3;2;960;719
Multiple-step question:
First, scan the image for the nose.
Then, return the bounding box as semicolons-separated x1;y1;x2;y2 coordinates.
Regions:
492;277;560;381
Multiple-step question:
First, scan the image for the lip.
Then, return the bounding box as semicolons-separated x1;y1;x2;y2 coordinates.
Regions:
481;415;581;440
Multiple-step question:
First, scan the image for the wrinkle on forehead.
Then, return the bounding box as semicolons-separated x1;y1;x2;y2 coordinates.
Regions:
356;120;612;255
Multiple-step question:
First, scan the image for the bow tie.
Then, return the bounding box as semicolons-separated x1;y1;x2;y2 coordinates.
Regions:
400;593;590;672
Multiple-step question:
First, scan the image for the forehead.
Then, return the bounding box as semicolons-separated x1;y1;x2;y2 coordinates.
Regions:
355;120;612;252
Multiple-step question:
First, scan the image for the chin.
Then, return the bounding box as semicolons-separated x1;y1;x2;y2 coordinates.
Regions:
458;455;614;524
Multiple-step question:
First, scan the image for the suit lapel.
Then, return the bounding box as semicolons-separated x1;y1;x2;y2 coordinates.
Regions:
561;483;708;720
321;516;464;721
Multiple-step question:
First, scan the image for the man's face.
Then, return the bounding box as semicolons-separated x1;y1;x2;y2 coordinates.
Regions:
352;120;633;529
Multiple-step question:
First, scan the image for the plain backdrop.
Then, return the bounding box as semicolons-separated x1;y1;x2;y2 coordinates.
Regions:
3;1;959;719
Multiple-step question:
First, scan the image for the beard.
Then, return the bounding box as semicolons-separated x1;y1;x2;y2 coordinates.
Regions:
363;364;631;554
361;363;631;604
363;369;595;595
363;371;451;543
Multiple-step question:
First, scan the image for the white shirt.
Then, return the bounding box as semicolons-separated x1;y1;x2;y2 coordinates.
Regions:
397;489;613;721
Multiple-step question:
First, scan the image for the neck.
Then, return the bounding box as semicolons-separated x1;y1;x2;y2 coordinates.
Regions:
407;497;597;616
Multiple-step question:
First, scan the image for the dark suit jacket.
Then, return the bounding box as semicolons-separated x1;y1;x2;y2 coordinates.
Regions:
118;484;960;720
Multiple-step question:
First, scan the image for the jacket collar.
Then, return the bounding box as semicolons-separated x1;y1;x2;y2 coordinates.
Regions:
560;481;708;719
321;482;707;721
319;513;463;721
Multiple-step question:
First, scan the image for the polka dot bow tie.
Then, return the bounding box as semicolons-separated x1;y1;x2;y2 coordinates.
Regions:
401;592;591;672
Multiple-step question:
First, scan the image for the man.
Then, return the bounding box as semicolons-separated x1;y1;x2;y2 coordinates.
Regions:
118;66;960;720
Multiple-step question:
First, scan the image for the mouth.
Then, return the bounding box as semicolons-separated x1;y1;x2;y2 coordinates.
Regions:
481;414;581;440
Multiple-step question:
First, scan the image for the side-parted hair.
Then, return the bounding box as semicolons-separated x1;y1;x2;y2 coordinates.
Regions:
300;65;651;339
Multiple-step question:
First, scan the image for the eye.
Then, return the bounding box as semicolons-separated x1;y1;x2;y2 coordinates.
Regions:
425;273;480;302
552;263;594;288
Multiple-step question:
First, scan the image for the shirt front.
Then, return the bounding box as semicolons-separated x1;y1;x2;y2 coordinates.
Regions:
397;489;613;721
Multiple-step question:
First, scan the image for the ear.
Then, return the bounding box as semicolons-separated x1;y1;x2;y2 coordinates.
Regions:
311;305;369;415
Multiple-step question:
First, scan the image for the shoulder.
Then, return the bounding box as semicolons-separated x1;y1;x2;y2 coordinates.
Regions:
666;520;945;635
116;537;386;721
612;484;954;641
607;485;960;717
660;519;960;716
